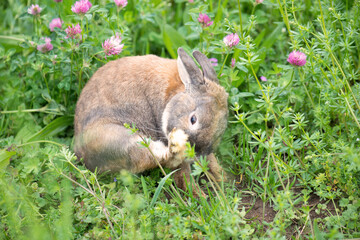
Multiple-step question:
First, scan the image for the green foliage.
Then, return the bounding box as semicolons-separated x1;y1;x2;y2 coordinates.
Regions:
1;0;360;238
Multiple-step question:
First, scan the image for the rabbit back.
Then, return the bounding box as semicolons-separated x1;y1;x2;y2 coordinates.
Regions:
75;55;184;142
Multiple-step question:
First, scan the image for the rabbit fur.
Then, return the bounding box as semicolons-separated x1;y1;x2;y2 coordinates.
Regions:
74;48;228;193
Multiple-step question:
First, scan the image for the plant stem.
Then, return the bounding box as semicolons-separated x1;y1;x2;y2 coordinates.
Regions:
58;3;61;18
34;17;37;38
317;0;327;38
117;8;121;32
276;68;295;97
298;68;315;109
80;16;85;41
218;52;229;77
1;107;47;114
262;152;271;220
42;71;50;95
86;16;89;37
237;0;243;36
270;152;286;190
67;50;74;107
17;140;64;148
78;66;83;96
0;35;25;42
276;0;293;44
340;90;360;130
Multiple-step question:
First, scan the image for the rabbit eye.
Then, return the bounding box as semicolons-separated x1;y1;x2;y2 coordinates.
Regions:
190;115;197;125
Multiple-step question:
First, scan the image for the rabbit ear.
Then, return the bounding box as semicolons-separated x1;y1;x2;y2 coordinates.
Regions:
192;50;219;84
177;48;204;91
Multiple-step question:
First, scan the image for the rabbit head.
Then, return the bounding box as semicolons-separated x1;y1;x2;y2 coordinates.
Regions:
162;48;228;156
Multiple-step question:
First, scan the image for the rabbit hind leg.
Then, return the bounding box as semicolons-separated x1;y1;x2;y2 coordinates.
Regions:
75;122;170;174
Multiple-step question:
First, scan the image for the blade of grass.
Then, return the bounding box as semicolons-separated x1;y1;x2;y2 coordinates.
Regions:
26;116;73;142
162;24;188;59
150;169;179;208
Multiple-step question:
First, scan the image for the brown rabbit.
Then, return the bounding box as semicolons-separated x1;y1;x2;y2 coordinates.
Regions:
74;48;228;193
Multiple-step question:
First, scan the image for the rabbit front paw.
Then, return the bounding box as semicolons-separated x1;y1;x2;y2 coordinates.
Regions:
165;128;188;168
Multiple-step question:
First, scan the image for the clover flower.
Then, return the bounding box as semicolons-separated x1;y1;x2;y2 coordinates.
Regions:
260;76;267;81
52;55;58;64
49;18;63;32
198;13;213;28
231;58;236;68
37;37;53;53
223;33;240;48
102;33;124;58
71;0;92;14
287;51;307;66
209;58;218;67
65;24;82;39
27;4;42;16
114;0;128;8
256;0;264;4
54;0;63;2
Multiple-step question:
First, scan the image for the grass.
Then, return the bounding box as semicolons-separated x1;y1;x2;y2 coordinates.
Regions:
1;0;360;239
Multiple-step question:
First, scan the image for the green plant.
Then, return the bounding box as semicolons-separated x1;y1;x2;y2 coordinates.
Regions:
1;0;360;238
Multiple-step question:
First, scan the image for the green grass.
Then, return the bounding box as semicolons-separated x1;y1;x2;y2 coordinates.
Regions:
1;0;360;239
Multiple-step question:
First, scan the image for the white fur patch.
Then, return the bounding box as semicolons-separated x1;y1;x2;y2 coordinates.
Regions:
149;140;169;160
161;107;170;136
169;128;188;153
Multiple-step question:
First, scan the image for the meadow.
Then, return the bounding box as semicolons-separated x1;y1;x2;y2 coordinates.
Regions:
0;0;360;239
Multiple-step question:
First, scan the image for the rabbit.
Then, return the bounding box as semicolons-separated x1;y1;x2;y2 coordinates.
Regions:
74;47;228;194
